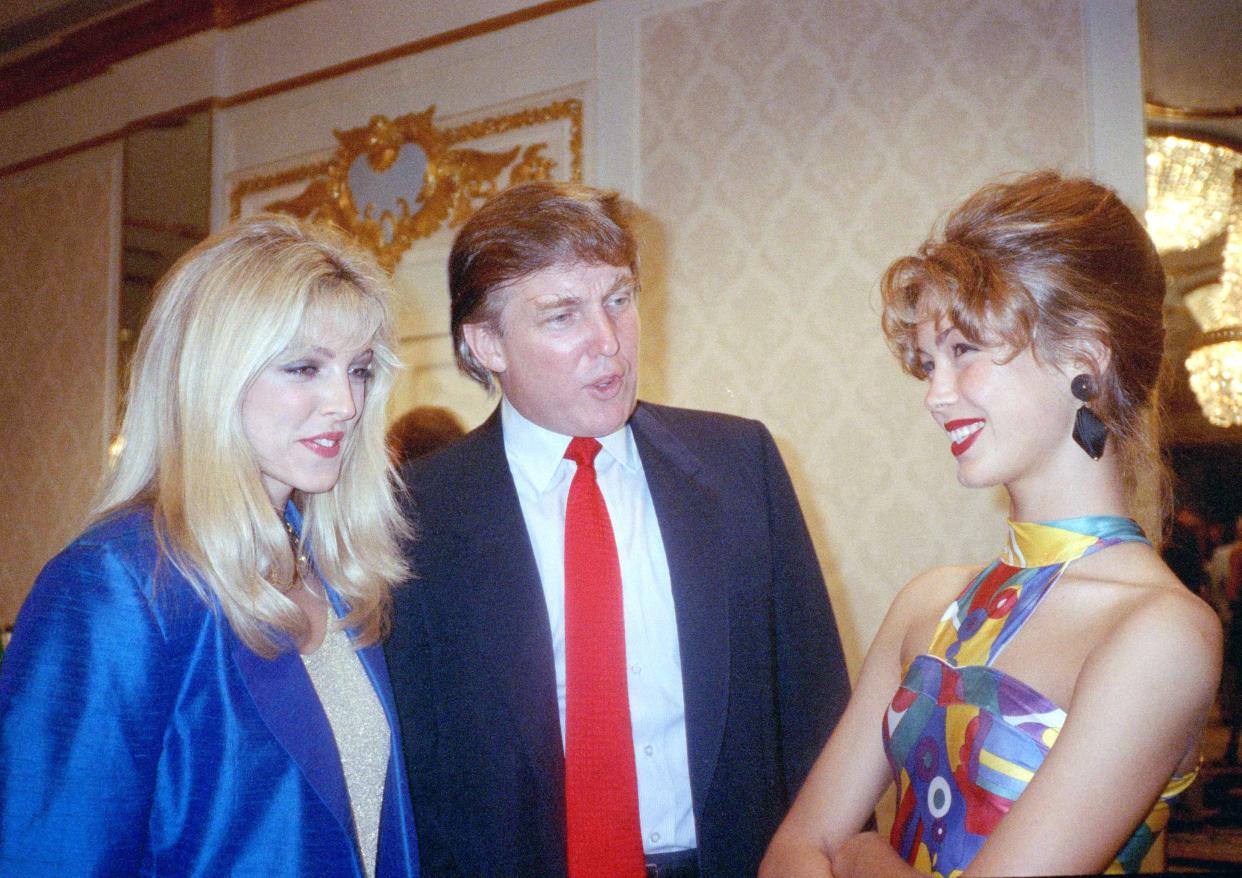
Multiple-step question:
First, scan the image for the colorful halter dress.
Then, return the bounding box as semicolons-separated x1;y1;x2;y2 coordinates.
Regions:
882;516;1198;876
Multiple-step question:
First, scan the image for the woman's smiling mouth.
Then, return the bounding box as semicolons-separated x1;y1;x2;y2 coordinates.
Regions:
945;418;984;457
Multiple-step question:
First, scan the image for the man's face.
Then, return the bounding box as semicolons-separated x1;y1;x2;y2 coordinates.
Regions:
465;261;640;437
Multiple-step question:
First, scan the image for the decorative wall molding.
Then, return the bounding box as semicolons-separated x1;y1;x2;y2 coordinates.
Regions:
218;0;599;112
1;98;216;180
123;216;209;241
230;98;582;270
0;0;310;114
0;0;599;179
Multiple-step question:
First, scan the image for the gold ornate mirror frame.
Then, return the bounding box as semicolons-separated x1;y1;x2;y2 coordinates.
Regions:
231;99;581;271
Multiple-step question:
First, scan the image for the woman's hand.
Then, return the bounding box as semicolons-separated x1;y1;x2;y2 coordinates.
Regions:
831;832;921;878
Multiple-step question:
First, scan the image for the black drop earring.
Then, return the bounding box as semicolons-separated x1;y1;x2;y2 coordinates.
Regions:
1070;373;1107;460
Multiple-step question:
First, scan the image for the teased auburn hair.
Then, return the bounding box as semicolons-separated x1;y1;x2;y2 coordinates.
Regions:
94;214;409;656
448;180;639;390
880;171;1168;517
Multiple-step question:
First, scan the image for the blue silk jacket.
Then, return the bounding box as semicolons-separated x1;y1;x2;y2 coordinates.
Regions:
0;507;419;877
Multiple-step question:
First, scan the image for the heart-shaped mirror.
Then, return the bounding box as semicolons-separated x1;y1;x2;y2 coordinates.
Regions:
346;144;428;242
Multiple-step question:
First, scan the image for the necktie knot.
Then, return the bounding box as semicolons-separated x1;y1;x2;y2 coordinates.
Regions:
564;436;602;469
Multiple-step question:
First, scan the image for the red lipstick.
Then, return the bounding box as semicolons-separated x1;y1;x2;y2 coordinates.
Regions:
944;418;985;457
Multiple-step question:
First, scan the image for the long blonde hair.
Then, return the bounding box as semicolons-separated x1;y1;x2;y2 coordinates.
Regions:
95;214;409;656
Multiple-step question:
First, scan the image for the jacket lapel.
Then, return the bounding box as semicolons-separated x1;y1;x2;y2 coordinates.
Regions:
231;633;354;835
231;504;359;857
446;411;566;808
630;403;730;823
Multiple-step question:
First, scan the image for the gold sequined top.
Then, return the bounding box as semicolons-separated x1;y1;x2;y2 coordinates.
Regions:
302;617;391;878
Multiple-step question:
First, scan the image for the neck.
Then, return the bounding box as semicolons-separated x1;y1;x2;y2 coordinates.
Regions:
1006;448;1128;523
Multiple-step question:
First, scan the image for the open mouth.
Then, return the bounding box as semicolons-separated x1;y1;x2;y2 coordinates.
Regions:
945;419;984;457
586;374;623;398
301;432;344;458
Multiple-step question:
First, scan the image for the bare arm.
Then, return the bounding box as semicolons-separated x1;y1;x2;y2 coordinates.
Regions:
959;589;1221;876
761;572;948;877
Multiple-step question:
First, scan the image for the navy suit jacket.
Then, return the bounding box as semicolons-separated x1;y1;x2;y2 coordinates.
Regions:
386;402;848;877
0;507;419;877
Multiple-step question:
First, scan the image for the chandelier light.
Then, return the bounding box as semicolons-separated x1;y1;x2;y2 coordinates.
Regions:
1185;167;1242;427
1145;135;1242;254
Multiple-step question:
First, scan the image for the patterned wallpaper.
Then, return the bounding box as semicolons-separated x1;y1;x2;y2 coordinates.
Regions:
638;0;1091;669
0;146;118;625
0;0;1103;658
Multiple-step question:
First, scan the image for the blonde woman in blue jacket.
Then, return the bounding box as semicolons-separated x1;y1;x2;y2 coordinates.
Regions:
0;215;419;877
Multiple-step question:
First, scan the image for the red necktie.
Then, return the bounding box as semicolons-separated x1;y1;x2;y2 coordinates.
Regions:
563;437;645;877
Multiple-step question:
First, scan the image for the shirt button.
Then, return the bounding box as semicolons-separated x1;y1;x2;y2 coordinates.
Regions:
650;832;661;844
644;744;654;756
630;663;641;674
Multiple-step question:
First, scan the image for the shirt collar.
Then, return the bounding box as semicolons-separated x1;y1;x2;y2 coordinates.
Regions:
500;397;638;495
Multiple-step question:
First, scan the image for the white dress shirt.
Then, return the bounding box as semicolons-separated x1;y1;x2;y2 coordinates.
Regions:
501;399;697;853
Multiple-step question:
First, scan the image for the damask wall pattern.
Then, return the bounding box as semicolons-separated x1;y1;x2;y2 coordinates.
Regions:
638;0;1090;669
0;147;117;624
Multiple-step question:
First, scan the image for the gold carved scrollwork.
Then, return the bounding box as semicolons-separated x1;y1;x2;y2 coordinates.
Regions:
509;144;556;186
230;160;332;221
239;100;581;271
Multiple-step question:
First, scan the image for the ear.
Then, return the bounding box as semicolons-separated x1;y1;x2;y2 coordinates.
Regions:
1071;336;1111;383
463;321;507;375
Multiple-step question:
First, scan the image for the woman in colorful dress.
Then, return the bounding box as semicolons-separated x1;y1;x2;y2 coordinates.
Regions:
761;172;1221;877
0;215;419;876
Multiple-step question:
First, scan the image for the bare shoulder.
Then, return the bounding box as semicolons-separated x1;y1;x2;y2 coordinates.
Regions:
893;564;981;614
1085;551;1223;686
1112;578;1221;661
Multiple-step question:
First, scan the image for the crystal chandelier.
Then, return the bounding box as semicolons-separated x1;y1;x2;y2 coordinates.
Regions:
1146;135;1242;254
1185;167;1242;427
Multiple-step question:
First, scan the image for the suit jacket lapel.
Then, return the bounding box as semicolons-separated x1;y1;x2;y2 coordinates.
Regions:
446;410;566;807
630;403;730;822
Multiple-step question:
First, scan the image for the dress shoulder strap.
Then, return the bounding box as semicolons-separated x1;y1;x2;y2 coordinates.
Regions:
926;516;1149;668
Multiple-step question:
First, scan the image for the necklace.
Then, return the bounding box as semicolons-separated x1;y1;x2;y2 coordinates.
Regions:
278;517;310;594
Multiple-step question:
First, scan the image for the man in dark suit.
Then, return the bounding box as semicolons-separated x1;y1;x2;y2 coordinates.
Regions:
385;181;849;878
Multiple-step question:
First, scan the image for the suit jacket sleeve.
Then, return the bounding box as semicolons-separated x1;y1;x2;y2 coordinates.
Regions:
0;536;176;875
759;423;850;795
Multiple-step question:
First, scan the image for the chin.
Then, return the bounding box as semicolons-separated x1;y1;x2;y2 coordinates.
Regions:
954;463;1001;491
593;413;634;438
573;404;635;438
297;472;345;497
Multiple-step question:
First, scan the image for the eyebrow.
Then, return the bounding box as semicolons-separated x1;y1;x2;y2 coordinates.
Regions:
531;295;579;313
935;326;956;346
529;275;636;312
285;344;373;359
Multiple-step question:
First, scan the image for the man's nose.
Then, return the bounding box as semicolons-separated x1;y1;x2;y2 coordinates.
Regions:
589;310;620;357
